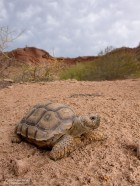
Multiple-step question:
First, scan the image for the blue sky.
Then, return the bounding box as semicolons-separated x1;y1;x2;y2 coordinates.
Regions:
0;0;140;57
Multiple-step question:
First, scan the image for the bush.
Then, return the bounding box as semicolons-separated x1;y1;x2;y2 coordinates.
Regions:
60;52;140;81
60;62;91;80
14;59;63;82
88;53;140;80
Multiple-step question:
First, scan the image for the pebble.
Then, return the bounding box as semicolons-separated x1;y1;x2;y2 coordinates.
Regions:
12;159;29;176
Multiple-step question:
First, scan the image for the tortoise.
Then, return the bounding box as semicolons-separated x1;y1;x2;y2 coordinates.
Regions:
12;101;101;160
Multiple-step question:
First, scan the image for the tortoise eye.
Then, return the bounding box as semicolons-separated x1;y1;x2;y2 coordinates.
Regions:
90;116;96;120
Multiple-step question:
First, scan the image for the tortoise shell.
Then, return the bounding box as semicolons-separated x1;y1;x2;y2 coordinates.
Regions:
16;102;76;143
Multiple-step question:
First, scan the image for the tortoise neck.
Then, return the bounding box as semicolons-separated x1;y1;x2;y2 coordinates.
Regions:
69;116;87;137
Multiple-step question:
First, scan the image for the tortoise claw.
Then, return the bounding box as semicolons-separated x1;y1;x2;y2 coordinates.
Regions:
11;135;22;143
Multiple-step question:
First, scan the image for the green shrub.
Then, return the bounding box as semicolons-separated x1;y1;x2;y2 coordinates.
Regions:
60;52;140;81
88;53;140;80
60;63;91;80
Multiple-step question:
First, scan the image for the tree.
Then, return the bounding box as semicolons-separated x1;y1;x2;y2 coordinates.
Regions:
98;46;114;56
0;26;23;77
0;26;23;57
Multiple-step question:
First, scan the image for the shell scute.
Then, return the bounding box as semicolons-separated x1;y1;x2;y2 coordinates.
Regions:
37;111;60;130
27;108;46;125
35;130;48;141
46;103;65;111
57;107;75;120
20;124;28;137
27;125;37;139
16;123;22;134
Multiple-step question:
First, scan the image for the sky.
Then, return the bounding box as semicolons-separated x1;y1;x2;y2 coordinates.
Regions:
0;0;140;57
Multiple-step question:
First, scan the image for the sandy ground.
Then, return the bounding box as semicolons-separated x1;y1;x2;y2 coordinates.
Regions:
0;79;140;186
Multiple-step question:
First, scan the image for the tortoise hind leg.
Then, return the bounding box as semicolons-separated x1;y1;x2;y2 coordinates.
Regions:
49;135;81;160
11;126;22;143
11;133;22;143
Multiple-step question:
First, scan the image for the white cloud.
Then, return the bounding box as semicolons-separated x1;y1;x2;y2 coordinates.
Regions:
1;0;140;56
17;5;42;20
46;15;59;27
0;0;8;20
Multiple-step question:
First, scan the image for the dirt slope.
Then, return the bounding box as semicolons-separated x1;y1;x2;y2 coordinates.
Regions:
7;47;53;65
0;46;98;67
0;79;140;186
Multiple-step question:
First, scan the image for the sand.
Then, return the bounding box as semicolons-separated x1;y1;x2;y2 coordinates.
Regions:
0;79;140;186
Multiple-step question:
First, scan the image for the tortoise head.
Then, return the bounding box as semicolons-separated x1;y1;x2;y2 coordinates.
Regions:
79;114;100;131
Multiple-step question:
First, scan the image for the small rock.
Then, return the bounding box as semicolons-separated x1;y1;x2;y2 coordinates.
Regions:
12;159;29;176
7;85;14;89
19;81;24;84
0;173;4;181
3;79;14;83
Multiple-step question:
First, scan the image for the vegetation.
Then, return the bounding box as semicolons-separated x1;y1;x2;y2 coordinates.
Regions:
15;60;63;82
60;50;140;81
0;27;140;82
0;26;23;54
0;26;23;79
0;26;63;82
60;62;90;80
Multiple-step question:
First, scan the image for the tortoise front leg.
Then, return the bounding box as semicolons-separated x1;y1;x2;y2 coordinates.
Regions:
82;131;106;144
49;135;81;160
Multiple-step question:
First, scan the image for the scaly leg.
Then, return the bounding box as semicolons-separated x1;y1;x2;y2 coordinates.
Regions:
82;131;107;144
49;135;81;160
11;127;22;143
11;133;22;143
